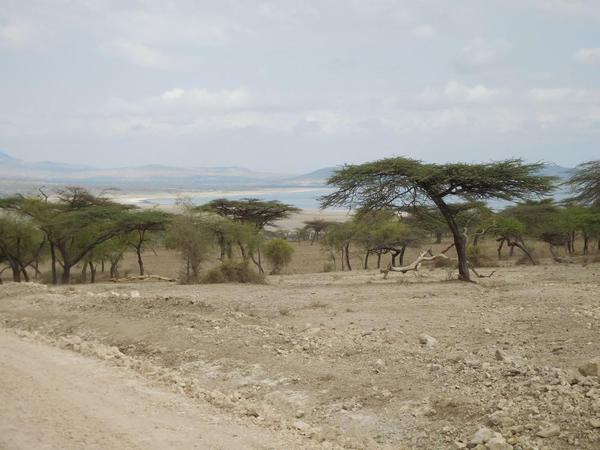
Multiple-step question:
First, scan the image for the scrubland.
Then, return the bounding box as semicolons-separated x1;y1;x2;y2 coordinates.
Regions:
1;241;600;449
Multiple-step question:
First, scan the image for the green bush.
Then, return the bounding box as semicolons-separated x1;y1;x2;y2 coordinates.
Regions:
201;261;265;284
263;239;295;275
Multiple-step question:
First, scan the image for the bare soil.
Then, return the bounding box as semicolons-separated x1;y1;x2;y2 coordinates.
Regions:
1;263;600;449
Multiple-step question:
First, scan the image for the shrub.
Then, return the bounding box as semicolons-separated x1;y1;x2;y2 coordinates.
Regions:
431;257;456;269
264;239;294;275
323;262;335;272
201;261;265;284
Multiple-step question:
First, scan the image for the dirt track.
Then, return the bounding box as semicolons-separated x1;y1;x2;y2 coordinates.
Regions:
0;330;307;450
1;264;600;449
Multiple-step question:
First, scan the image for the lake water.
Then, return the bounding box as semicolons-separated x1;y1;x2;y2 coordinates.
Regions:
135;188;336;210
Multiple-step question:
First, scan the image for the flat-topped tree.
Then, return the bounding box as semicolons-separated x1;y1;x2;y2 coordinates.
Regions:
198;198;300;230
1;187;136;284
121;209;172;276
321;157;555;281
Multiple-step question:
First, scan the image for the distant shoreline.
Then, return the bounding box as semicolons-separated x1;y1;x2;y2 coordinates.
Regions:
109;186;331;206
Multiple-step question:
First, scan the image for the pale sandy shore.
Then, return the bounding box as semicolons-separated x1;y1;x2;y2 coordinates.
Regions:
108;187;330;205
108;188;352;229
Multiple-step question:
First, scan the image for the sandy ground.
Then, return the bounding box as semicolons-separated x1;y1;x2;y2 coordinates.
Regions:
1;264;600;449
0;331;309;450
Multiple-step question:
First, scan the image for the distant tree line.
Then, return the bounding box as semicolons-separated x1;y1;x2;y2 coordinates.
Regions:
0;190;298;284
1;158;598;284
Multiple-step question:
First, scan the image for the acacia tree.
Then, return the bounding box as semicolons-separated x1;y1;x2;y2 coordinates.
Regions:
0;215;46;282
321;157;554;281
2;187;135;284
303;219;333;244
352;209;423;269
199;198;299;273
567;160;600;206
165;205;215;283
122;209;171;275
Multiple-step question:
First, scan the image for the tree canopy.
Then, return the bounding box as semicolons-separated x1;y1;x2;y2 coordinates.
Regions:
567;160;600;206
321;157;555;281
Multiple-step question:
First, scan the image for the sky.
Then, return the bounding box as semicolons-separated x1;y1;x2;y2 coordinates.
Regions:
1;0;599;173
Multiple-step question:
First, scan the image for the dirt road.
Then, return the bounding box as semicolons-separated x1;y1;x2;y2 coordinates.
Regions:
0;330;306;450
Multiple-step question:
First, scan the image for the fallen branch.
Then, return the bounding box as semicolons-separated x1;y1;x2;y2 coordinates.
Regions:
380;243;455;279
380;243;496;280
110;274;176;283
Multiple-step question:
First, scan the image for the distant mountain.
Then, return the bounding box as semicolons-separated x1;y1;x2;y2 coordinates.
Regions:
0;151;320;192
289;166;338;186
0;151;18;163
0;150;577;196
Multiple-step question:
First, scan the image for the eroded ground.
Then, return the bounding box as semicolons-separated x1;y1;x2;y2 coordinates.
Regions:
1;264;599;449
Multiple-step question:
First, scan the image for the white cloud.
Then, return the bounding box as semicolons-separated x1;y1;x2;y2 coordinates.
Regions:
410;24;436;38
523;0;600;18
529;87;600;103
102;40;173;69
418;81;508;104
0;18;39;49
573;48;600;65
456;37;510;72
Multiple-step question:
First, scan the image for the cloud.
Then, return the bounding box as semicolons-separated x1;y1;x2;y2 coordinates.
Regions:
410;24;436;38
573;48;600;65
529;87;600;103
0;18;40;49
419;81;508;104
522;0;600;18
456;37;510;72
102;40;174;69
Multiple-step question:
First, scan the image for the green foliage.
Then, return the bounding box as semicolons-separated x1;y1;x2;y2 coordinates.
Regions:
0;213;46;281
567;160;600;206
321;157;555;280
165;206;215;283
198;198;300;229
264;239;294;274
201;261;265;284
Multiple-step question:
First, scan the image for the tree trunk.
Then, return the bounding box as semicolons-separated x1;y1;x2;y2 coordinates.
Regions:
81;263;88;283
434;198;470;281
89;261;96;284
50;242;58;285
497;238;505;259
110;261;119;279
376;251;382;269
363;251;370;270
11;265;21;282
61;265;72;284
399;245;407;266
435;231;442;244
583;233;589;255
101;259;105;273
344;243;352;271
136;245;144;276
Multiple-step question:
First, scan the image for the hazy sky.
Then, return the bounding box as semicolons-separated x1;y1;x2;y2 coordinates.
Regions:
1;1;599;172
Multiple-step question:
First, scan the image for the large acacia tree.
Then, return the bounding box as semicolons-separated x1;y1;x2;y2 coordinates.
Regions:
321;157;554;281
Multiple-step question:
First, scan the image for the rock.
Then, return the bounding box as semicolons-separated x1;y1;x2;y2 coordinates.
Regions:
536;424;560;438
487;434;513;450
484;328;492;334
590;418;600;429
292;420;311;432
579;358;600;377
130;290;140;298
495;349;511;362
487;410;515;428
470;427;495;444
419;334;438;348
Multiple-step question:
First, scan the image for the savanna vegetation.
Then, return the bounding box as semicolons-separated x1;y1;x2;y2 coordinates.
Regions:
1;158;599;284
